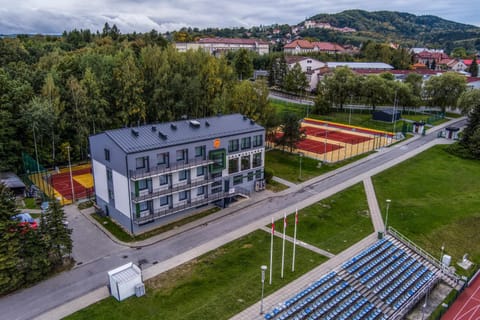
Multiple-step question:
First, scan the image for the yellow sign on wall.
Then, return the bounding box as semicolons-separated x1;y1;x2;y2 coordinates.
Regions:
213;139;221;149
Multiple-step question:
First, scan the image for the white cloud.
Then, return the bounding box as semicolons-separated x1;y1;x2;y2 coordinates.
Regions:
0;0;478;34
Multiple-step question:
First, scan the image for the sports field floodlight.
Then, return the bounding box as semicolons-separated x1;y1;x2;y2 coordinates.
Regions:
298;152;304;180
67;145;75;203
260;265;267;314
385;199;391;234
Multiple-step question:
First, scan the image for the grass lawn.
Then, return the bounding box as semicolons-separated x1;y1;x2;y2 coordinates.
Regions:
66;230;326;320
373;145;480;275
266;179;289;192
92;207;221;242
265;149;373;183
273;183;373;254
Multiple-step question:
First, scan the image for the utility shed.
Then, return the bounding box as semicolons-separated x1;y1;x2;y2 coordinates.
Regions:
372;109;401;122
108;262;144;301
0;172;26;197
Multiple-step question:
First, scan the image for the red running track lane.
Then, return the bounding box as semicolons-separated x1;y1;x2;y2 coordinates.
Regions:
50;168;93;200
303;126;373;144
304;118;394;137
442;274;480;320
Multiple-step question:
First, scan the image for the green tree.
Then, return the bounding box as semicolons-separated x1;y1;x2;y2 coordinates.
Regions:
361;75;389;112
44;200;72;266
276;113;304;152
404;73;423;97
0;183;22;294
457;90;480;159
424;72;467;113
451;47;467;59
234;49;253;80
323;67;358;110
283;63;308;95
468;57;478;77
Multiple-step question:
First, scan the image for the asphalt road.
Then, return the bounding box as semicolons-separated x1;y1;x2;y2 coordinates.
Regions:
0;118;466;320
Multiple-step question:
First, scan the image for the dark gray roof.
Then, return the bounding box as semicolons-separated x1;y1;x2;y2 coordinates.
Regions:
101;114;264;154
0;172;26;189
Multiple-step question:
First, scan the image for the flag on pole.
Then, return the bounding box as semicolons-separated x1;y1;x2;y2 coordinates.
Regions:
269;216;274;285
281;212;287;279
292;209;298;272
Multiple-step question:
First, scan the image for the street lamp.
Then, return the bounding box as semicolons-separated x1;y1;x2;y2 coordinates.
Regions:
323;130;328;163
67;145;75;203
385;199;391;234
260;265;268;314
298;152;304;180
440;244;445;271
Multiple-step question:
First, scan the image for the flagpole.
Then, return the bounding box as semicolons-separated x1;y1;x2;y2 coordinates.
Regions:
269;216;274;285
281;212;286;279
292;209;298;272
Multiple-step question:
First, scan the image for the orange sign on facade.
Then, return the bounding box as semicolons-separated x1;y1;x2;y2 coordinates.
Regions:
213;139;221;149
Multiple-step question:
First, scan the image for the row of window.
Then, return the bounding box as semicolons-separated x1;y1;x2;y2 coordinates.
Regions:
139;186;207;211
233;170;262;185
228;135;263;153
137;166;207;190
228;153;262;174
104;145;207;170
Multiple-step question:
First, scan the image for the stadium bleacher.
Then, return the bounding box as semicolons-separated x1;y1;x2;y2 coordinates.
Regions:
263;238;437;320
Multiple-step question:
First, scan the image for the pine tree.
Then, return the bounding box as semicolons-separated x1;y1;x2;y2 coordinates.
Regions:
460;104;480;159
44;200;72;266
0;183;23;294
469;57;478;77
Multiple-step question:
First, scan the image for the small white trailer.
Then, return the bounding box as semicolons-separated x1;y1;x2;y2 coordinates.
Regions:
108;262;144;301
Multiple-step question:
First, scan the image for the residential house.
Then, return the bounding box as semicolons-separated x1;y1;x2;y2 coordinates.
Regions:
283;40;315;55
312;42;345;54
89;114;265;234
285;56;327;92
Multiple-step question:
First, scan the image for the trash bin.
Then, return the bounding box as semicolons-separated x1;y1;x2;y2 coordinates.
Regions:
377;231;384;240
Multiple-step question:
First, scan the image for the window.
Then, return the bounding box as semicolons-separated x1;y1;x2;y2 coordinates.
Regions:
256;170;262;179
139;201;148;212
159;174;169;186
176;149;187;162
241;155;250;171
197;186;205;196
209;149;226;174
253;153;262;168
179;170;189;181
108;189;114;201
179;191;189;201
228;158;239;174
195;145;206;159
157;152;169;166
233;175;243;185
248;172;254;181
138;179;148;190
228;139;239;152
197;166;205;177
306;66;312;72
253;135;263;147
241;137;251;150
136;157;146;169
106;169;112;182
160;196;169;206
104;149;110;161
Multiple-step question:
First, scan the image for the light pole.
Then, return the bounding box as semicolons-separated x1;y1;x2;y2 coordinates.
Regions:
440;244;445;271
67;145;75;203
393;89;398;137
298;152;303;180
385;199;391;234
323;130;328;163
348;95;353;125
260;265;267;314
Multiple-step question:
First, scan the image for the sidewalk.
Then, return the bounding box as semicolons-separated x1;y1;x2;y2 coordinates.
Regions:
272;176;296;188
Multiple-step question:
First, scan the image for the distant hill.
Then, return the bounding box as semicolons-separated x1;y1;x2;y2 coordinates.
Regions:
301;10;480;51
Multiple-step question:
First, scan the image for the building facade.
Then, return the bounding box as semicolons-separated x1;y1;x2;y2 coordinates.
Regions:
89;114;265;234
175;38;270;56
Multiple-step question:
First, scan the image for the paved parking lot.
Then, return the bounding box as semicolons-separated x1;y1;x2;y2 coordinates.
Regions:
64;205;126;267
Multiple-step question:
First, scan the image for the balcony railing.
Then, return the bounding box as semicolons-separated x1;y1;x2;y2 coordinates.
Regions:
130;158;213;181
132;177;220;203
134;187;250;225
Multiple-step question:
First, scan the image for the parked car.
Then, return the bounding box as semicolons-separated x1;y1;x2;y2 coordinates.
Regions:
12;213;38;231
40;201;49;213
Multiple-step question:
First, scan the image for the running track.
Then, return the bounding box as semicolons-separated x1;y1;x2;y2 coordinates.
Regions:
442;274;480;320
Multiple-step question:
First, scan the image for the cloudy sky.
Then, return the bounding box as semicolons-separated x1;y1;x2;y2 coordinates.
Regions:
0;0;479;34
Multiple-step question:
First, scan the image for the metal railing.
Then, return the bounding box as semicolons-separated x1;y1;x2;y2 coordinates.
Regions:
129;158;213;181
388;227;462;286
134;187;250;225
132;177;219;203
